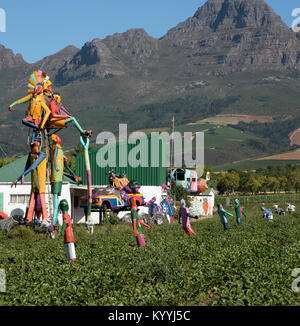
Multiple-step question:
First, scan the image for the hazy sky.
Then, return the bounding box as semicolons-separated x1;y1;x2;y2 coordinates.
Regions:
0;0;299;63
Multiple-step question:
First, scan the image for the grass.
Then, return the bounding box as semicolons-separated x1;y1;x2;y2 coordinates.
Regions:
0;204;299;306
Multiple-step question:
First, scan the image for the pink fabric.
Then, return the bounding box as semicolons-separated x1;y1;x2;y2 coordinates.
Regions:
136;234;146;247
179;206;191;229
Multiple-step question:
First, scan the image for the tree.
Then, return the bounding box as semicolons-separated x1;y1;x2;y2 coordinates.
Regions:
267;177;280;193
216;172;240;194
244;175;261;194
257;175;268;193
288;169;300;193
171;185;191;206
278;176;288;193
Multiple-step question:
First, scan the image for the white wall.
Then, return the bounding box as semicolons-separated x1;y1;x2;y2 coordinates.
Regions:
72;185;164;224
188;193;215;216
0;182;72;225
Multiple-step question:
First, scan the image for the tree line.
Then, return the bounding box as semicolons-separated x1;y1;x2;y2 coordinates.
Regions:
214;164;300;195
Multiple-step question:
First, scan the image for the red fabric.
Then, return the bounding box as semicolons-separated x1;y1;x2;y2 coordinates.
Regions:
0;212;8;219
63;213;75;243
50;99;70;119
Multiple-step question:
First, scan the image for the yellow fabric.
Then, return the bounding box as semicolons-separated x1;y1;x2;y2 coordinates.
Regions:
27;94;45;119
33;71;39;83
113;177;129;188
40;101;51;129
37;156;47;194
49;119;66;128
53;94;61;103
28;77;36;87
43;80;52;90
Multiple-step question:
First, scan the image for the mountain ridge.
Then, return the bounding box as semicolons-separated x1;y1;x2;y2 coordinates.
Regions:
1;0;300;163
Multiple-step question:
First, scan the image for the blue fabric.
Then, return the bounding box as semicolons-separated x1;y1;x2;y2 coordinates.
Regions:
52;194;59;226
17;152;47;182
22;119;39;130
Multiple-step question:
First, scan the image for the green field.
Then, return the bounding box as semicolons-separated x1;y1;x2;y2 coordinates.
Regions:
166;123;260;150
0;205;299;306
214;159;300;172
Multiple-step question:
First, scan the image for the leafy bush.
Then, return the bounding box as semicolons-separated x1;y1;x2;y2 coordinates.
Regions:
171;185;191;206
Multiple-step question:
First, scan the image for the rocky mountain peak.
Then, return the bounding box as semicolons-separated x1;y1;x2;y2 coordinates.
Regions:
161;0;300;75
194;0;287;31
0;43;25;70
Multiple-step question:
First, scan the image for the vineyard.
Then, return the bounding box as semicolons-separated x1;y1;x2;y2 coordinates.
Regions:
0;204;299;306
216;194;300;206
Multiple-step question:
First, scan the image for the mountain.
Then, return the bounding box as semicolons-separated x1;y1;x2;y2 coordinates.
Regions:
0;44;25;70
33;46;79;81
1;0;300;166
163;0;300;75
55;29;159;85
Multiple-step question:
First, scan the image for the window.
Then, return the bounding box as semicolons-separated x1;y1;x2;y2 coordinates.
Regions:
10;195;30;205
175;169;185;181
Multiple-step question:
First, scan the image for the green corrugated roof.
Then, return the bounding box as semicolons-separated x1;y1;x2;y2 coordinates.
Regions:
0;156;76;183
0;156;31;183
201;188;215;196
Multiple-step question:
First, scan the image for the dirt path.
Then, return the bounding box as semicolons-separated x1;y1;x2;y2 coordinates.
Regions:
189;114;274;126
256;148;300;160
290;128;300;146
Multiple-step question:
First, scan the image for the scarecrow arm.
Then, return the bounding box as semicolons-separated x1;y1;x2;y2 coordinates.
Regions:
9;94;32;109
16;152;47;182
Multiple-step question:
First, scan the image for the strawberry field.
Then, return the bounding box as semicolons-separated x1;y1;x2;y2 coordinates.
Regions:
0;205;299;306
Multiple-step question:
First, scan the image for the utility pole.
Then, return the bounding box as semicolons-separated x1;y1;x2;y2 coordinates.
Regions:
0;144;7;157
171;116;175;169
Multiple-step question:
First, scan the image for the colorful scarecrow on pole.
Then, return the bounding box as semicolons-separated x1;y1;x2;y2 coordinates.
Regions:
11;137;48;223
234;199;247;225
8;71;52;133
50;134;81;226
178;199;196;236
60;199;76;261
217;204;233;230
129;197;151;247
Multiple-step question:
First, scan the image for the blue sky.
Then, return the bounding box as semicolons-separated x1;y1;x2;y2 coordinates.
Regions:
0;0;299;63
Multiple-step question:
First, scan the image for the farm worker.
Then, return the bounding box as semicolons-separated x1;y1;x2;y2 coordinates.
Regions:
11;138;48;223
8;71;52;131
50;134;81;226
217;204;233;230
60;199;76;261
179;199;196;236
129;197;152;247
261;207;273;222
234;199;247;225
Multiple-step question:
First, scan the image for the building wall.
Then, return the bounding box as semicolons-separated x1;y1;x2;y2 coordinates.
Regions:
76;133;167;187
189;193;215;216
0;182;72;225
